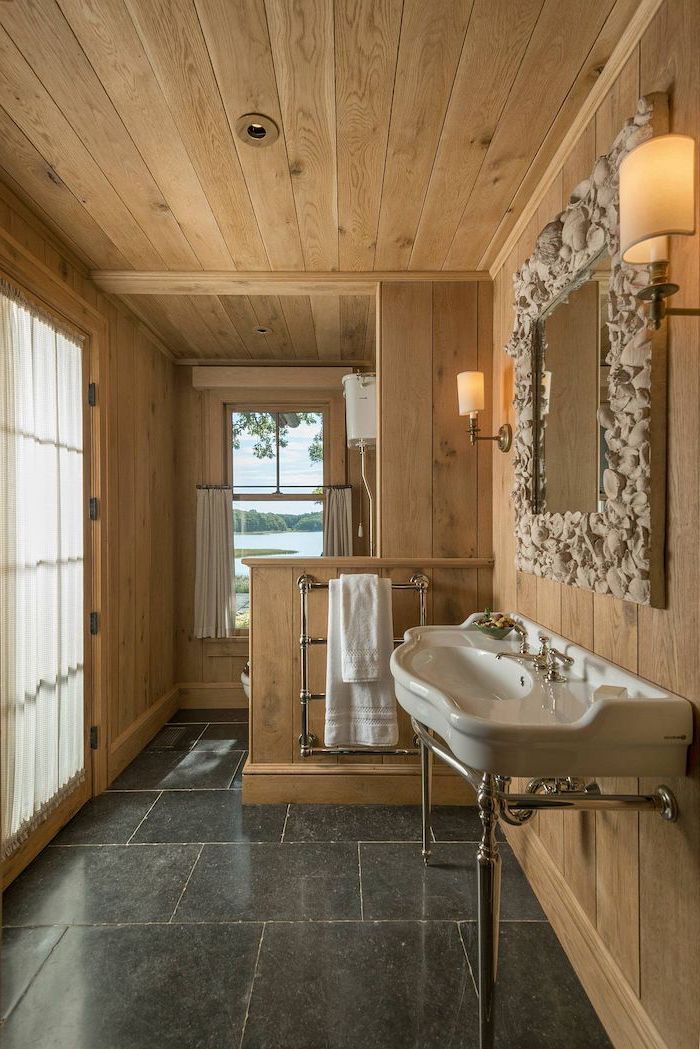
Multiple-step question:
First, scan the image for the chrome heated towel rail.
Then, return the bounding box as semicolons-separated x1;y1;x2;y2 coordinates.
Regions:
296;572;430;757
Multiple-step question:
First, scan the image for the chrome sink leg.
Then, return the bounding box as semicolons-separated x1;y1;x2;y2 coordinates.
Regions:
477;773;501;1049
420;734;433;865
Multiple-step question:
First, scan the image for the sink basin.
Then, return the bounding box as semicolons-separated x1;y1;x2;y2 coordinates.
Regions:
390;613;692;777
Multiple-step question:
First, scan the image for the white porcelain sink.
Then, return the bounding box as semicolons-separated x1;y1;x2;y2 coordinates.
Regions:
390;613;692;777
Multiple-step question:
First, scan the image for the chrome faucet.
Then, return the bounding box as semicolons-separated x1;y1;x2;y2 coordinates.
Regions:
496;633;574;682
536;635;574;682
495;650;543;670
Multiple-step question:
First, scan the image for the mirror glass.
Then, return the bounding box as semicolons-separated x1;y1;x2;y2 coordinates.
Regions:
532;250;611;515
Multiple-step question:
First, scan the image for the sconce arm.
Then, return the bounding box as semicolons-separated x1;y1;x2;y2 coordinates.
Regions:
637;261;700;329
467;417;512;453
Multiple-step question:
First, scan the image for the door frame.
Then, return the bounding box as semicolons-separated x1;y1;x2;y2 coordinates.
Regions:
0;233;108;887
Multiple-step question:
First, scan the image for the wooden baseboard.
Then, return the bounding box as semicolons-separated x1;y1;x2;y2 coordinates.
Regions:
242;760;475;804
2;776;91;889
504;825;668;1049
177;682;247;709
108;685;180;783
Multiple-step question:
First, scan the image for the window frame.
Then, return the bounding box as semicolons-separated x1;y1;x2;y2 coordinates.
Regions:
225;402;330;497
226;402;329;635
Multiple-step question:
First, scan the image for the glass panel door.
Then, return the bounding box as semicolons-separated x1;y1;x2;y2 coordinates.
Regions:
1;288;87;860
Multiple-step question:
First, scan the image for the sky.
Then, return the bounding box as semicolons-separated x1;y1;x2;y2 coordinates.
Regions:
232;414;323;517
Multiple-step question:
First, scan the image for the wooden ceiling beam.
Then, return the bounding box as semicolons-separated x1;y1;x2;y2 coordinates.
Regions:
91;270;491;295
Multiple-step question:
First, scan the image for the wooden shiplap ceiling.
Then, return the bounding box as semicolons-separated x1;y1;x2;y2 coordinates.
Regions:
0;0;641;360
121;292;376;362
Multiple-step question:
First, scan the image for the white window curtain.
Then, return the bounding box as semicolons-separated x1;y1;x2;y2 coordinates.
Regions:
323;485;353;556
0;284;85;859
193;487;236;638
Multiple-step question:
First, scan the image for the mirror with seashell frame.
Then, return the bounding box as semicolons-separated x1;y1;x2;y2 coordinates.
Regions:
505;95;668;606
532;248;612;517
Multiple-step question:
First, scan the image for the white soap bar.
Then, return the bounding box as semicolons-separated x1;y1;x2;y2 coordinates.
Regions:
593;684;628;701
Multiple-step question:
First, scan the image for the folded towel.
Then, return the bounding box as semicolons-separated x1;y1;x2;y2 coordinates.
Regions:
340;573;391;682
325;577;398;747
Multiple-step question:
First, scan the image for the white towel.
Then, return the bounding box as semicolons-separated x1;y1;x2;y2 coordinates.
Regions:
340;573;390;682
324;577;398;747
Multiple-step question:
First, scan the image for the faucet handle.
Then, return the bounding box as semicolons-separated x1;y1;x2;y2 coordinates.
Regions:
537;634;551;655
511;620;529;653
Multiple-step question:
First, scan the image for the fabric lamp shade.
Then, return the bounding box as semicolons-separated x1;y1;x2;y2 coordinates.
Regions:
457;371;485;416
620;134;696;264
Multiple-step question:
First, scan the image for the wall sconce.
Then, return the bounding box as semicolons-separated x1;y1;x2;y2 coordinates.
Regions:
457;371;512;452
620;133;698;328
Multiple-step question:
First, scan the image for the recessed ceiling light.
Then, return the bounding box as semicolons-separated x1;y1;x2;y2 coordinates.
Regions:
235;113;279;148
255;326;271;335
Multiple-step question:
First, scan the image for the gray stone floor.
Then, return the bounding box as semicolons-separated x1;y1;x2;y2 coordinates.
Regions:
1;709;611;1048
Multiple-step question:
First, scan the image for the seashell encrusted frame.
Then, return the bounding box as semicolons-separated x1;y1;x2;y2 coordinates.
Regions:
505;96;667;606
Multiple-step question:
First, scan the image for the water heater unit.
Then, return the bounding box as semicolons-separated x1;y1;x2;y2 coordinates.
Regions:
342;372;376;447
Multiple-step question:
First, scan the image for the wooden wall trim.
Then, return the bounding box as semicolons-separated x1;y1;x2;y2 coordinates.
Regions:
90;270;491;295
242;762;473;805
192;365;350;389
483;0;665;277
0;224;104;325
107;685;180;783
2;779;91;890
506;826;669;1049
242;557;495;568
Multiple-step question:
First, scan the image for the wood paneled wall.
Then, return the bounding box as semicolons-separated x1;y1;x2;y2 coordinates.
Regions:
378;281;494;574
0;179;179;789
490;4;699;1046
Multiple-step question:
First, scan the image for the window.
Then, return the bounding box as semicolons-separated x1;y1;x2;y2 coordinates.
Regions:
229;408;326;630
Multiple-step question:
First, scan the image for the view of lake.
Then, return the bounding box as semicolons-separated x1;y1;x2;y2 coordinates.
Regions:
234;530;323;613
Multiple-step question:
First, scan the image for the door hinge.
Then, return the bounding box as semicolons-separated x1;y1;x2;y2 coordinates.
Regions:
89;496;99;520
89;725;99;750
89;611;99;635
87;382;97;407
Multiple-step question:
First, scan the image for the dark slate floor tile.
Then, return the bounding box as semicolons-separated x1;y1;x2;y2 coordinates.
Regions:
131;790;286;843
147;723;206;751
1;922;262;1049
53;792;159;845
284;803;421;842
460;922;612;1048
360;842;545;921
169;708;249;724
1;926;66;1020
192;722;249;751
241;921;477;1049
109;750;243;790
2;844;200;926
175;842;361;922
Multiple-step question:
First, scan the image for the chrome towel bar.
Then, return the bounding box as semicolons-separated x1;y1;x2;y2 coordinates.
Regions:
297;572;430;757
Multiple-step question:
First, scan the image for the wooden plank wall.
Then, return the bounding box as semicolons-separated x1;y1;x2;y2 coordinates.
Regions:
490;4;699;1046
0;180;179;786
378;280;494;611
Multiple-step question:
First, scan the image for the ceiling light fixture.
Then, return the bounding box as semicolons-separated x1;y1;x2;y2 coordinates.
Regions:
255;326;271;335
235;113;279;148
